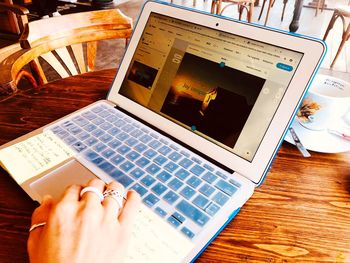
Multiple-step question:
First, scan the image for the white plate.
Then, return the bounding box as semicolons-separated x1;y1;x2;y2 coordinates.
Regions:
285;119;350;153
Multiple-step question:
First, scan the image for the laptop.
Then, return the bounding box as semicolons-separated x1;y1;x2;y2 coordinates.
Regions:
0;1;325;262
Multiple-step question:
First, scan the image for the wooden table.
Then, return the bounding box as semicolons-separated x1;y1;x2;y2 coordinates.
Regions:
0;69;349;262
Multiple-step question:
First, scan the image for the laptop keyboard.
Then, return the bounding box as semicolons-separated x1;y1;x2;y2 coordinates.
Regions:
48;103;242;240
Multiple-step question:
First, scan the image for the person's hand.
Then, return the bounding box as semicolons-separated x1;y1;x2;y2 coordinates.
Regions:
28;178;141;263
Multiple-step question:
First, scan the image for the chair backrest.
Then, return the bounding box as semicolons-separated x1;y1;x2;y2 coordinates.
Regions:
0;9;133;95
0;1;29;37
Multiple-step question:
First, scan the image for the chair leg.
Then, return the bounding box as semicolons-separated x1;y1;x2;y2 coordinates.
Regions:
315;0;323;16
217;0;222;14
212;0;220;14
320;0;325;13
323;11;338;41
330;23;350;68
258;0;266;20
238;5;243;20
211;0;216;13
281;0;288;21
264;0;273;26
248;2;253;22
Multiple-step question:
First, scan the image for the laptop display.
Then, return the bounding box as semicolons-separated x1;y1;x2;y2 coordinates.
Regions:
119;12;304;162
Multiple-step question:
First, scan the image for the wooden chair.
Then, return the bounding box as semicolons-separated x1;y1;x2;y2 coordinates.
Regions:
258;0;288;26
0;9;133;95
323;6;350;68
211;0;254;22
0;1;29;40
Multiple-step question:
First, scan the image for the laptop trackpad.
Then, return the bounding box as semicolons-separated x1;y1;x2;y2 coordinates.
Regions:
30;159;98;201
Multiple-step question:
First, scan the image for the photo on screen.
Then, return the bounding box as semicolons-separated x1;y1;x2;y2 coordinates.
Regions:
161;53;265;148
127;61;158;89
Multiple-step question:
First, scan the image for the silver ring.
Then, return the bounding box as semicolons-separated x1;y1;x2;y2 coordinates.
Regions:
29;222;47;232
80;186;104;202
103;189;125;209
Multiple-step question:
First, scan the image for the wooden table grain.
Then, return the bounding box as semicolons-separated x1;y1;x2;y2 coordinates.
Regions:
0;69;349;263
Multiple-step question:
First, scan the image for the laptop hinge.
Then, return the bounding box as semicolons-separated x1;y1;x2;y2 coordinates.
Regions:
114;105;234;174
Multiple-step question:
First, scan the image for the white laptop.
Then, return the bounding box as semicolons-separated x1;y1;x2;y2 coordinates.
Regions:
0;1;325;262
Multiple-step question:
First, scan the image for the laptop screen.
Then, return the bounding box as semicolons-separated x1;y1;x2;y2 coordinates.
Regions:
119;12;303;162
